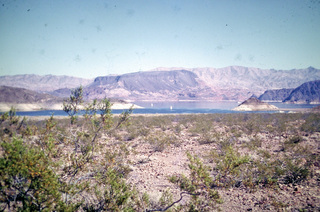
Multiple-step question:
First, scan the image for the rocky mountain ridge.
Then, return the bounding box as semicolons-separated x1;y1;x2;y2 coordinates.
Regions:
1;66;319;101
258;89;294;102
259;80;320;104
284;80;320;103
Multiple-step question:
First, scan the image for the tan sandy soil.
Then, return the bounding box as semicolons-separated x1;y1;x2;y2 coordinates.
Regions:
120;115;320;211
3;112;319;211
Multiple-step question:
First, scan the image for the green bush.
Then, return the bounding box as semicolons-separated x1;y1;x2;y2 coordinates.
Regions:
168;153;221;211
0;138;65;211
282;159;309;184
213;146;251;187
0;88;142;211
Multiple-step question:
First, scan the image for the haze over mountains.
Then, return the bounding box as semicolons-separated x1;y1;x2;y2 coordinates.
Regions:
0;74;93;92
0;66;320;103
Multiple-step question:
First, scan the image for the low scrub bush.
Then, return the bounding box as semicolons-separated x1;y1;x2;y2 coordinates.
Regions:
300;113;320;133
0;138;63;211
146;131;178;152
1;104;319;211
168;153;221;211
0;87;144;211
198;130;222;145
213;146;251;187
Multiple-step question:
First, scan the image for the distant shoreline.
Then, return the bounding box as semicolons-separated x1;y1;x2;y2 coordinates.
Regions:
0;102;143;112
1;101;319;115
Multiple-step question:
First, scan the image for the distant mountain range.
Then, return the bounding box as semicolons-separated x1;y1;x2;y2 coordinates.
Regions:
0;66;320;102
0;86;64;111
83;66;320;101
0;74;93;92
259;80;320;104
0;86;62;103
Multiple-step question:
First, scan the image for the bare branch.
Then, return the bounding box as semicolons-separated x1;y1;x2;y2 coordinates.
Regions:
146;192;199;212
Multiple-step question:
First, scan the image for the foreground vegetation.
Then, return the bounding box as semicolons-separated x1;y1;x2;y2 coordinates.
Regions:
0;89;319;211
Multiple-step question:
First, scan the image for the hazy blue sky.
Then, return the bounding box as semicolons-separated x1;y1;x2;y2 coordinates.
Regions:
1;0;320;78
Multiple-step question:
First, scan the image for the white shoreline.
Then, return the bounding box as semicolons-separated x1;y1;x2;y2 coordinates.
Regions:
0;102;143;112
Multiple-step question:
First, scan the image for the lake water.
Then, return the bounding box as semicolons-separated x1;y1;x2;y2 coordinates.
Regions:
12;101;320;116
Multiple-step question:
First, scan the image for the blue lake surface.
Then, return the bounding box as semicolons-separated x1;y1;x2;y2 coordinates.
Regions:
11;101;320;116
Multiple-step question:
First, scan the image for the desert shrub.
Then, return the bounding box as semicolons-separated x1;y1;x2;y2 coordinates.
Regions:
145;116;173;131
300;113;320;133
168;153;221;211
273;114;305;135
253;148;312;187
83;168;139;212
257;149;271;159
146;131;178;152
252;157;283;187
158;189;174;210
8;107;20;125
207;143;280;188
216;137;236;151
0;87;143;211
0;108;26;138
146;189;176;212
188;120;212;136
243;136;262;150
139;127;151;137
0;138;66;211
0;111;9;125
229;125;243;137
282;158;309;184
174;124;183;134
213;146;251;187
198;130;222;145
284;135;303;147
2;107;319;211
244;120;257;134
63;86;84;124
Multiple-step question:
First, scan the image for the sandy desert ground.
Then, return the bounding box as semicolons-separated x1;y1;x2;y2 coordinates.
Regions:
1;112;319;211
